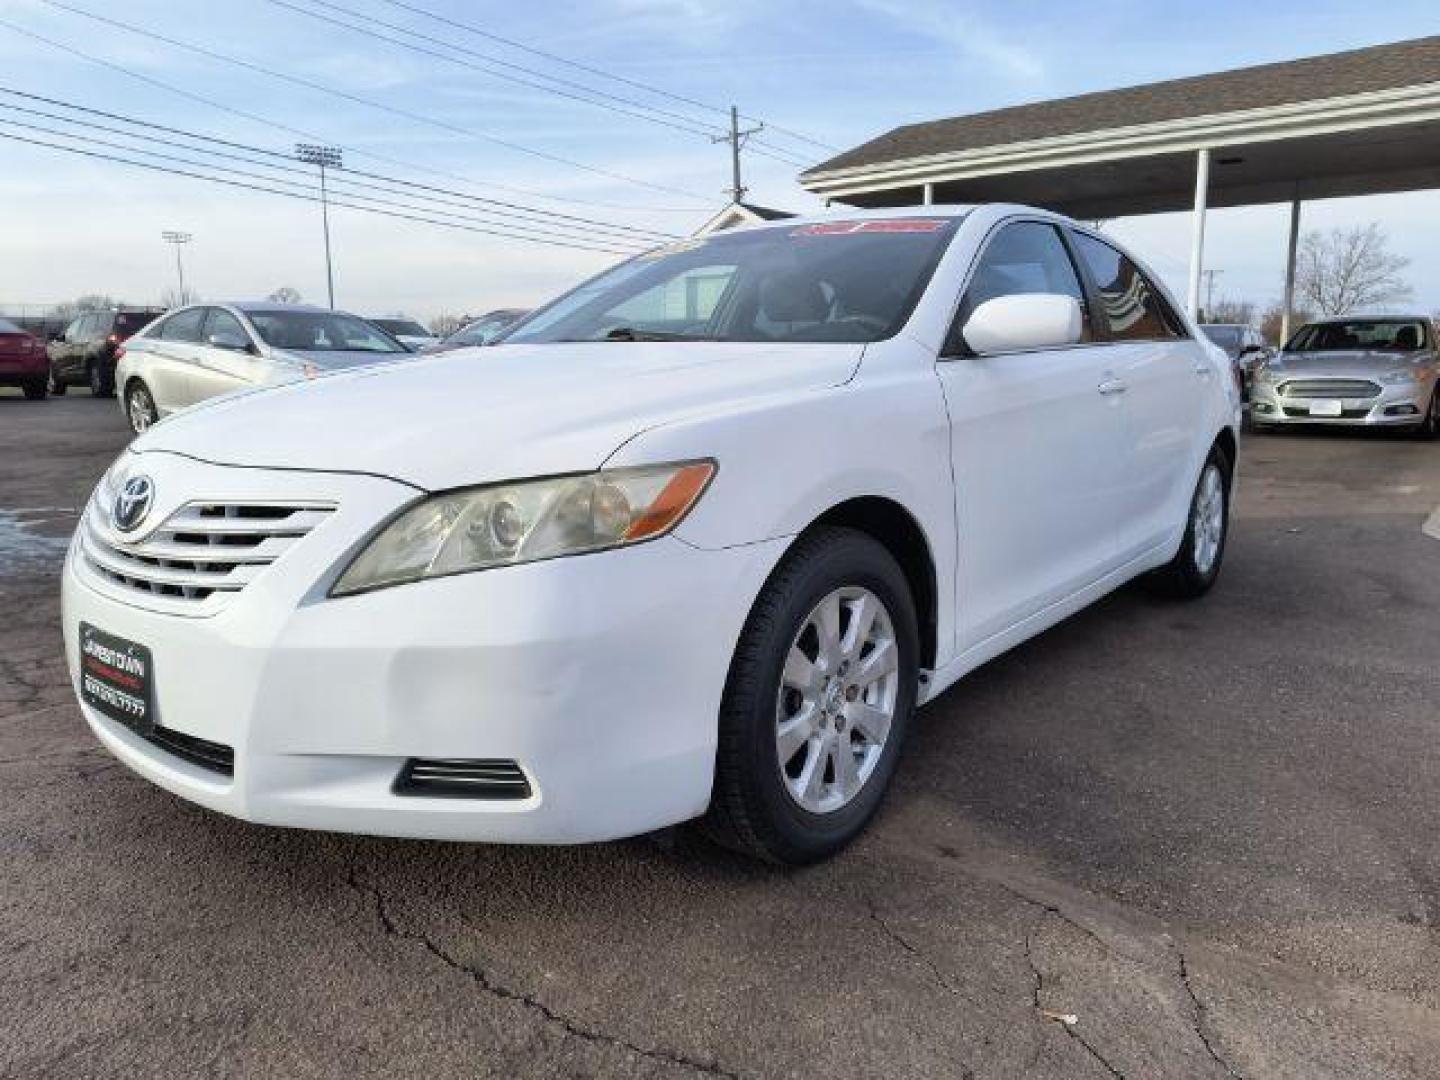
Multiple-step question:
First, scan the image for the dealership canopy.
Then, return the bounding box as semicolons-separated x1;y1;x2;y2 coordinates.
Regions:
800;36;1440;332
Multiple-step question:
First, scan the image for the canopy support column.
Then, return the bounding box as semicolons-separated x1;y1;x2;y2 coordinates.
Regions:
1281;191;1302;343
1186;147;1211;320
922;182;934;205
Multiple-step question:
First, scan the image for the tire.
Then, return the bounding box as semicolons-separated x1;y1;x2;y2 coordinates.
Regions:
89;360;115;398
47;367;67;396
21;377;47;401
125;381;158;434
1415;387;1439;440
1145;446;1231;599
703;526;919;865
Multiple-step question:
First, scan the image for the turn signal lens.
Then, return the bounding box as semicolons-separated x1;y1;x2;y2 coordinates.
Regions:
331;461;716;596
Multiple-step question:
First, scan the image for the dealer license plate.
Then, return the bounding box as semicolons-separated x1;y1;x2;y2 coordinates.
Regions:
1308;400;1343;417
78;623;156;736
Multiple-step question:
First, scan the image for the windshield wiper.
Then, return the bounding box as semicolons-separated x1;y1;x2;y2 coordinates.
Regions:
600;326;712;342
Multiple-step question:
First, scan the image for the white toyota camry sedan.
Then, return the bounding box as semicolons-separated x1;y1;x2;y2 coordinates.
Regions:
63;205;1239;864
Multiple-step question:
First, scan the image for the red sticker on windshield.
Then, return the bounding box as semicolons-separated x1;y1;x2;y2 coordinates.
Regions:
792;219;947;236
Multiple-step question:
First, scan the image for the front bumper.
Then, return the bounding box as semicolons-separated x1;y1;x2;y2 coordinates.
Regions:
1250;380;1432;426
62;451;788;843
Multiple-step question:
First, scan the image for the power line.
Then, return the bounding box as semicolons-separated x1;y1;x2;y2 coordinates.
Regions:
263;0;814;170
372;0;840;154
0;17;700;217
0;113;653;253
36;0;716;204
0;87;676;244
0;128;643;255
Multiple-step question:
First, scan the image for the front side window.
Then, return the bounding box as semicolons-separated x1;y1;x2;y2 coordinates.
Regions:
505;217;961;346
1071;233;1183;341
246;311;407;354
204;308;250;346
156;307;207;343
952;221;1092;349
1201;326;1242;352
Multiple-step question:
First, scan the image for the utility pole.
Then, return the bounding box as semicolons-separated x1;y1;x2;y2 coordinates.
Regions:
1203;268;1223;318
710;105;763;204
295;143;342;308
160;230;192;303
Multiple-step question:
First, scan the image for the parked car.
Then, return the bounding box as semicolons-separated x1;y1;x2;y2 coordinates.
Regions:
1250;316;1440;436
0;317;49;399
1200;322;1271;399
422;309;529;354
362;315;439;351
63;205;1238;864
115;302;411;433
47;308;164;397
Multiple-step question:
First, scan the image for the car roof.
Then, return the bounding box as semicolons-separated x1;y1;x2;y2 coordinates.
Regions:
226;301;338;315
1305;314;1432;324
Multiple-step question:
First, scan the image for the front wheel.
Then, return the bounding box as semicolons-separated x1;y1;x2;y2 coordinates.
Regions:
1416;387;1439;440
89;361;115;398
47;367;67;396
703;527;919;864
1145;448;1231;599
125;381;158;434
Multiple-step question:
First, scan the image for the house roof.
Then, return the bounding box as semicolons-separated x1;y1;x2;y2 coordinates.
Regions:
805;35;1440;178
693;201;796;236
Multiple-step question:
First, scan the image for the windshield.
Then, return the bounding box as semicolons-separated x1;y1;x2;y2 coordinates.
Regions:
0;318;22;334
247;311;408;354
1286;319;1429;352
505;218;961;346
1201;325;1243;351
370;318;430;338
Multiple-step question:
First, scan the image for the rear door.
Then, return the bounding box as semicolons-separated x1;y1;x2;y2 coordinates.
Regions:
936;219;1130;649
1067;229;1203;561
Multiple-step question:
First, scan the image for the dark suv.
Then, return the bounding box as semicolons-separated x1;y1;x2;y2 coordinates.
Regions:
47;308;164;397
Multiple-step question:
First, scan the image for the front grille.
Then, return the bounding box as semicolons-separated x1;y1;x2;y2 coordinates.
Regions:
393;758;531;799
82;492;334;605
144;726;234;776
1282;406;1372;419
1279;378;1381;399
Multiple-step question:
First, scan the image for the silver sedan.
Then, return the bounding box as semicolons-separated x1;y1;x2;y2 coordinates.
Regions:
1250;316;1440;437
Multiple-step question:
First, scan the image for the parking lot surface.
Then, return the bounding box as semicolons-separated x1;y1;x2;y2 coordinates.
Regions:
4;391;1440;1079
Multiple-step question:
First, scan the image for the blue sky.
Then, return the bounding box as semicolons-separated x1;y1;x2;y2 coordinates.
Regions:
2;0;1439;321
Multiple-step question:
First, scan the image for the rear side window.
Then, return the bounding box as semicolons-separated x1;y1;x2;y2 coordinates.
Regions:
953;221;1093;349
205;308;249;344
155;307;207;343
1070;233;1184;341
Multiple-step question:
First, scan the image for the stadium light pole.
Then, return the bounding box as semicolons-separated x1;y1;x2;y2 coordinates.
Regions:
160;230;192;302
295;143;342;308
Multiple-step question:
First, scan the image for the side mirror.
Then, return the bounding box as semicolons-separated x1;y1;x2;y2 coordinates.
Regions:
961;294;1083;355
208;331;252;352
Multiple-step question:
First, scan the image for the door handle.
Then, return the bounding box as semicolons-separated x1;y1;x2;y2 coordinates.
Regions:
1097;377;1128;395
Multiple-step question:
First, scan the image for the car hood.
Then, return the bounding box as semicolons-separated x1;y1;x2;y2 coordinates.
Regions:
1269;349;1429;377
269;347;412;371
133;341;865;490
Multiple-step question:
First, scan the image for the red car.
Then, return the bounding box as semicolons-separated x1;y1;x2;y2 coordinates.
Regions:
0;318;48;399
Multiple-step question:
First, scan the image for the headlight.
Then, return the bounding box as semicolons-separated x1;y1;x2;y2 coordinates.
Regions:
331;460;715;596
1379;369;1418;385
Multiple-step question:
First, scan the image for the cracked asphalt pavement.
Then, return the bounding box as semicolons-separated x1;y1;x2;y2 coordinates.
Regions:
4;393;1440;1079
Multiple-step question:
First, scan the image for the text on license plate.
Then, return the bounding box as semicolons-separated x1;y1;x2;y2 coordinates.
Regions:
79;622;155;735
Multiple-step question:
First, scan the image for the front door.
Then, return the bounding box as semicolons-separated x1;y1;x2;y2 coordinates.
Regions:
936;219;1130;652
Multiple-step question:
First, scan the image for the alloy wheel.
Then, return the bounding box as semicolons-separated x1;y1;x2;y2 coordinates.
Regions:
775;586;899;814
1191;463;1225;575
128;387;155;433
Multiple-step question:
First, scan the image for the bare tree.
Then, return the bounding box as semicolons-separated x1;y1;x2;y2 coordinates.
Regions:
52;293;118;321
1204;298;1255;325
429;313;468;337
159;286;200;308
1295;224;1413;316
1260;300;1315;345
267;286;303;304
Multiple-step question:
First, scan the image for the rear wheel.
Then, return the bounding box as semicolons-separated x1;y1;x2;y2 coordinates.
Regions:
47;367;67;396
125;381;158;434
21;376;47;400
1145;447;1231;599
89;360;115;398
703;527;919;864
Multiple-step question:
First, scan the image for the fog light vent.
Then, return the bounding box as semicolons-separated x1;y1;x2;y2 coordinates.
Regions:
393;758;531;799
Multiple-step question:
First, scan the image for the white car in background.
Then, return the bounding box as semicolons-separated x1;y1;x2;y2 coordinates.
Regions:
115;302;412;433
363;315;440;351
65;205;1239;864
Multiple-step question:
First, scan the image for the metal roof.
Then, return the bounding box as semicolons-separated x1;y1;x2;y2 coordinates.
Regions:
806;36;1440;178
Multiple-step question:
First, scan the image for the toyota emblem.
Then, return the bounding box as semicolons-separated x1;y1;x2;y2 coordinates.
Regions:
112;475;154;533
